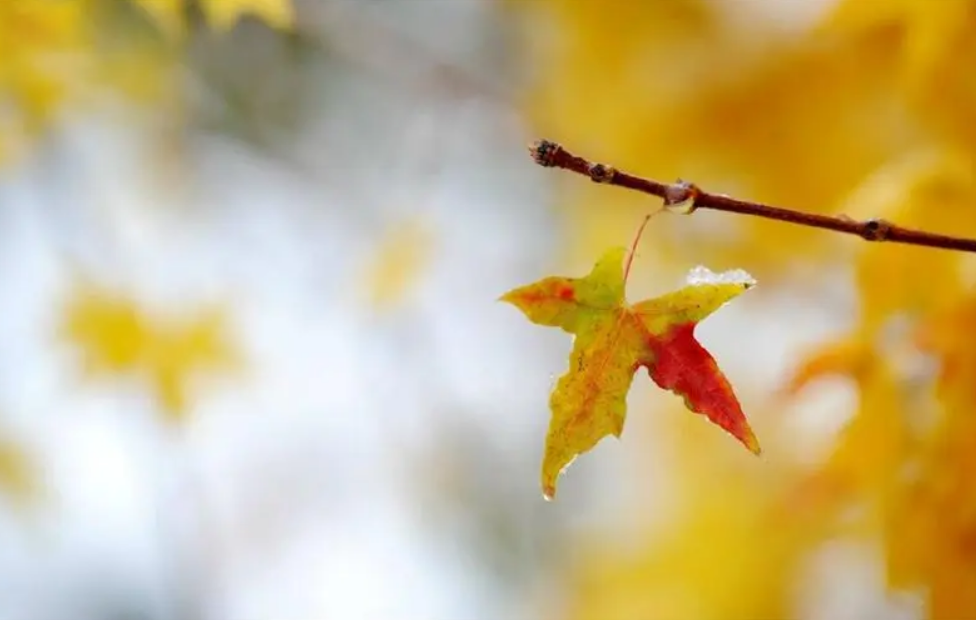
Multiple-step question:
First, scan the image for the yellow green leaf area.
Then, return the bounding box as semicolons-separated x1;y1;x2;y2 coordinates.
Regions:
501;247;759;500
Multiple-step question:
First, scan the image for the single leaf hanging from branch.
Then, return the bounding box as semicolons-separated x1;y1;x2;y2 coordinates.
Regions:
500;239;759;500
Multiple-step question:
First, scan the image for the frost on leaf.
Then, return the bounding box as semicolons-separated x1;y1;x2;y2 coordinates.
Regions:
685;265;757;288
501;248;759;500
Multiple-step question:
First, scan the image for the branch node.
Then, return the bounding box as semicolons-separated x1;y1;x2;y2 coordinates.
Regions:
862;218;892;241
529;140;561;167
588;163;616;184
663;179;701;214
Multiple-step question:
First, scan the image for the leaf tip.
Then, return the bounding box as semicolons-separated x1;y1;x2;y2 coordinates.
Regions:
497;287;528;310
542;468;559;501
742;425;762;456
540;451;580;501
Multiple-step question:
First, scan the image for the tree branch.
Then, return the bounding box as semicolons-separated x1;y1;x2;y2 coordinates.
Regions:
529;139;976;254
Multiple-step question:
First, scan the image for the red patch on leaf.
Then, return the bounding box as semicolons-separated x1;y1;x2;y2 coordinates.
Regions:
645;323;761;454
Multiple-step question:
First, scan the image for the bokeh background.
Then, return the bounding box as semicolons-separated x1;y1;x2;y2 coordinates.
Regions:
3;1;976;619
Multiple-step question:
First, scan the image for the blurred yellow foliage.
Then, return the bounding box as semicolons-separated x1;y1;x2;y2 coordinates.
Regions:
132;0;294;35
840;150;976;331
0;0;88;162
570;485;808;620
886;295;976;616
199;0;293;32
361;217;434;311
0;438;36;507
823;0;976;149
60;284;239;424
516;0;914;274
568;417;822;620
0;0;294;162
516;0;976;618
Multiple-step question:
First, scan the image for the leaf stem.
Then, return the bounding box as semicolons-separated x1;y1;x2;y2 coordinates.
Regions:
623;209;662;284
529;140;976;254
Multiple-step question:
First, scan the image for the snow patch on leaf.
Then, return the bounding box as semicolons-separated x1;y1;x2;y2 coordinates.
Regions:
685;265;757;288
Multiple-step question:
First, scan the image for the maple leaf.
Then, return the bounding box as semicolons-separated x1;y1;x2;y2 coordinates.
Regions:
500;245;759;499
60;283;239;424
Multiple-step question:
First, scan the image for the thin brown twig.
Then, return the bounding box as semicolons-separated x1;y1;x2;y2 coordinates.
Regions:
529;139;976;255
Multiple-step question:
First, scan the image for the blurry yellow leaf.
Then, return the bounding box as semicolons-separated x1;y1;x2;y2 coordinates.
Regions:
0;437;35;506
0;0;203;161
822;0;976;148
823;355;909;518
785;294;976;616
786;337;867;396
129;0;184;35
130;0;293;34
96;44;179;105
62;285;152;375
884;294;976;614
787;334;913;528
361;217;434;310
61;284;238;424
0;0;89;139
149;305;237;423
200;0;293;31
916;296;976;400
